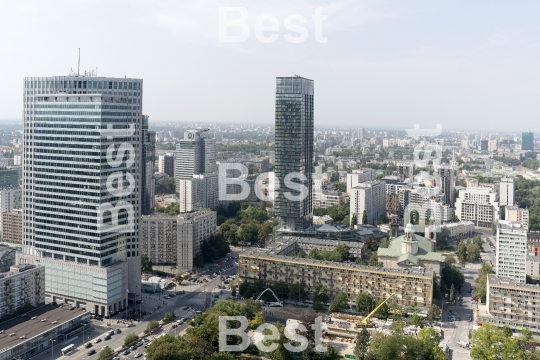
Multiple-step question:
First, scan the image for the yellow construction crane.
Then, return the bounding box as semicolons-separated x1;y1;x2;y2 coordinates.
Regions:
356;293;395;328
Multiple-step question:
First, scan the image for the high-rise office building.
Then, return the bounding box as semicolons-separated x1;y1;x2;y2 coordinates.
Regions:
455;187;499;228
174;129;218;212
357;128;365;141
274;76;314;231
18;75;143;317
499;177;514;207
141;115;156;215
437;165;455;205
480;139;488;151
158;154;174;177
496;220;527;283
522;131;534;151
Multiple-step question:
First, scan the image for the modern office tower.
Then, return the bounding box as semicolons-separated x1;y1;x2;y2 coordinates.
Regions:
480;139;488;151
140;210;216;272
349;180;386;225
455;187;500;228
357;128;365;141
141;115;156;215
274;76;314;231
18;75;143;317
522;131;534;151
499;177;514;207
346;168;377;192
2;209;22;243
158;154;174;177
505;206;529;230
175;130;218;212
437;165;455;205
0;264;45;318
496;221;527;283
0;169;19;187
396;162;414;182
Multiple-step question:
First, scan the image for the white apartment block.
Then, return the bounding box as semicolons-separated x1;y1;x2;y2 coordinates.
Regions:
179;174;218;213
499;177;514;207
497;221;527;283
455;187;499;228
0;264;45;319
140;210;217;272
349;180;386;225
440;221;475;239
506;206;529;230
346;168;377;192
312;190;348;209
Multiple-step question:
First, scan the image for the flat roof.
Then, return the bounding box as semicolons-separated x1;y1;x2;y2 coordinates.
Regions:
0;304;86;351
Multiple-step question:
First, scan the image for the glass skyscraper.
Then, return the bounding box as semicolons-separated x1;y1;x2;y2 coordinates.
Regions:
274;76;314;231
18;75;143;316
522;131;534;151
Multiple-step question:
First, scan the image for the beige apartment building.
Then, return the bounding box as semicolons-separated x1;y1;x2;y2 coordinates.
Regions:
481;274;540;333
0;264;45;318
239;250;433;310
140;210;217;272
2;209;22;243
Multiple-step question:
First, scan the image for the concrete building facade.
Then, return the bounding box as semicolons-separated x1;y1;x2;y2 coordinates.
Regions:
496;221;527;283
455;187;499;228
0;264;45;319
349;180;386;225
2;210;22;244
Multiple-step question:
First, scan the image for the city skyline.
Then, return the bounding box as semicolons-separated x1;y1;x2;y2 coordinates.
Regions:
1;1;540;131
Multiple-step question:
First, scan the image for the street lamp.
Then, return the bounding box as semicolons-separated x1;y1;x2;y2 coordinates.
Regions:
51;339;56;360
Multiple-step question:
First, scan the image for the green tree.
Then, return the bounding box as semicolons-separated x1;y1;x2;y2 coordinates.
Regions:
174;271;187;285
123;333;139;348
373;300;389;319
329;292;348;313
141;253;153;273
351;213;358;227
98;347;114;360
155;177;176;194
162;311;176;323
466;241;481;262
436;227;450;249
427;304;441;322
418;327;441;349
368;252;381;267
145;334;193;360
473;263;494;303
248;311;265;329
520;328;533;342
389;319;405;335
145;320;159;334
362;210;368;224
444;255;456;264
231;287;236;297
354;328;371;360
379;237;390;248
409;313;422;326
356;293;375;316
471;324;521;360
456;240;467;265
449;284;455;303
502;325;513;338
314;285;330;304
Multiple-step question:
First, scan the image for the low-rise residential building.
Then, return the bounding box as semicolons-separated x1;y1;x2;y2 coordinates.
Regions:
313;215;333;225
528;232;540;257
140;210;217;272
482;274;540;333
440;221;475;239
0;264;45;319
313;190;348;209
526;255;540;280
2;209;22;243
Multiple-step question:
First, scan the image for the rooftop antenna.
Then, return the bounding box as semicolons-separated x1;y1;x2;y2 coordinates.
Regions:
78;48;80;77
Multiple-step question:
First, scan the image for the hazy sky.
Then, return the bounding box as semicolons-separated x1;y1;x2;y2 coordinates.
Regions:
1;0;539;132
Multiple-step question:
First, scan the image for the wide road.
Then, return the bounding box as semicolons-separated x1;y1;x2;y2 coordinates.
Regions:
30;258;238;360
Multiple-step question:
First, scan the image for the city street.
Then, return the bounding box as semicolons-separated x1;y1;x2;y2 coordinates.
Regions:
28;257;238;360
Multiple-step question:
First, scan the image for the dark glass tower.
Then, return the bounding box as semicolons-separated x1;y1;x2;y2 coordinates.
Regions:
274;76;314;231
522;131;534;151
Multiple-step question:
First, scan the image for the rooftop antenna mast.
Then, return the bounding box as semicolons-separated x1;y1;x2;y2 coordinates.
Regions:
78;48;80;77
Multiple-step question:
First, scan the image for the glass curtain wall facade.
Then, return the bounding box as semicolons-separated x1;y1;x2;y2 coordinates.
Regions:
274;76;314;231
19;76;143;316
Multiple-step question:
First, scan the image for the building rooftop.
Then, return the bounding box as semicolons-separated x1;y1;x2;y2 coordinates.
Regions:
0;304;88;352
488;274;540;292
377;232;443;262
240;250;433;278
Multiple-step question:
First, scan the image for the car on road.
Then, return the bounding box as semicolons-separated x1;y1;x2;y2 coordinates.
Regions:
123;350;130;355
130;346;137;351
135;353;143;358
116;329;122;334
112;357;120;360
85;342;93;348
87;349;96;356
94;338;102;344
104;335;111;341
